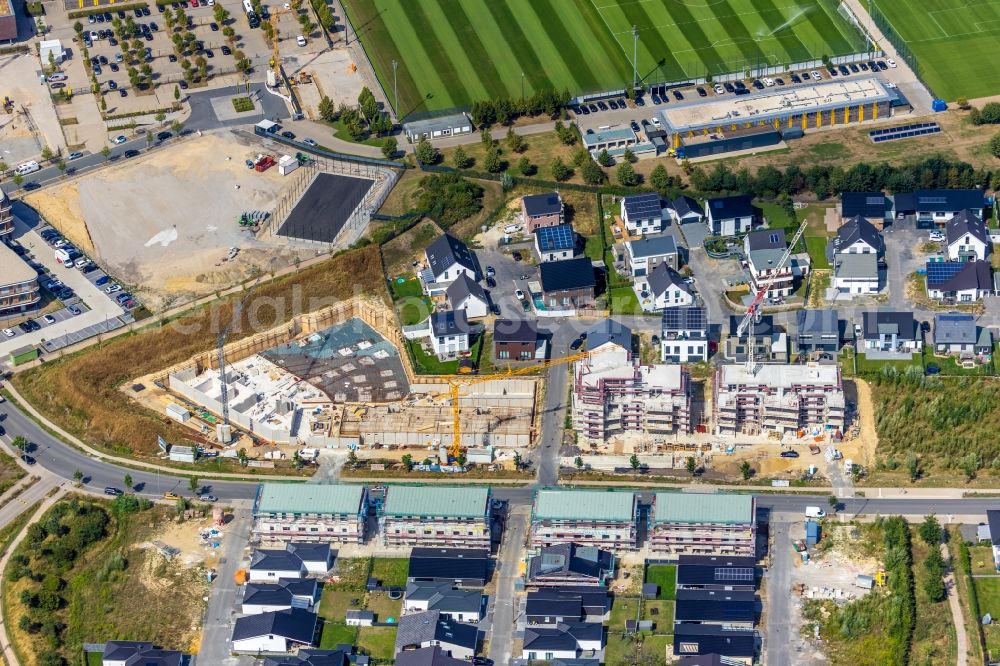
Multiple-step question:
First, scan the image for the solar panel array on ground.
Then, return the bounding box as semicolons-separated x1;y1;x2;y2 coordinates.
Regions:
535;224;575;252
868;122;940;143
925;261;964;287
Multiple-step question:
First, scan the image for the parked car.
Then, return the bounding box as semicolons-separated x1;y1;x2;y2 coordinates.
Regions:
124;149;139;158
42;314;55;324
514;289;525;300
104;487;123;496
199;494;218;502
113;135;127;144
780;450;800;458
1;329;14;338
105;283;122;293
68;305;82;315
163;492;180;500
95;275;111;286
281;130;296;139
303;138;317;147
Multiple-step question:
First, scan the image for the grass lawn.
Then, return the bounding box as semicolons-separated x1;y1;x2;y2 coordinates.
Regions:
969;545;997;575
318;620;357;649
319;589;364;622
606;630;673;665
609;596;641;631
922;346;995;377
357;626;398;660
329;558;371;592
644;564;677;600
760;201;797;232
343;0;864;116
329;117;388;148
870;0;1000;99
855;351;923;375
371;558;410;587
389;277;432;326
406;333;483;374
975;577;1000;655
641;599;675;627
910;528;956;664
85;652;103;666
366;591;403;622
805;236;830;269
609;285;642;315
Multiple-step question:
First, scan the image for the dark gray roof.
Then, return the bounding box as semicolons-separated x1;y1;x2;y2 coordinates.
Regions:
264;649;349;666
539;258;595;293
404;583;483;614
535;223;576;252
408;548;490;584
426;233;476;279
648;263;692;298
675;590;755;623
523;623;603;651
629;234;677;259
662;305;708;335
244;578;317;607
989;511;1000;547
527;587;609;617
728;315;778;338
527;543;614;582
523;192;562;217
862;311;915;341
493;318;537;344
346;610;375;620
745;228;785;251
622;192;663;220
251;548;306;572
551;660;601;666
894;189;984;213
836;215;882;251
673;625;756;658
395;610;478;651
430;309;471;337
706;194;754;220
841;192;891;219
677;656;729;666
445;272;486;306
104;641;154;660
393;647;468;666
232;608;317;643
946;209;990;247
671;195;703;218
934;313;976;345
105;641;181;666
927;260;992;292
796;309;839;336
526;593;582;620
587;319;631;351
287;542;331;565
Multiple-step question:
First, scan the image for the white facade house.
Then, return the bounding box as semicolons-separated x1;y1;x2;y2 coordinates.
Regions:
521;623;604;661
834;215;883;255
926;260;994;302
421;233;477;296
231;608;317;653
860;311;921;353
446;273;489;319
428;310;471;358
620;193;665;235
706;194;755;237
403;582;484;623
744;229;795;298
625;234;678;278
534;223;576;263
637;263;694;312
946;210;990;262
241;579;318;615
661;306;709;363
248;550;307;583
833;253;879;295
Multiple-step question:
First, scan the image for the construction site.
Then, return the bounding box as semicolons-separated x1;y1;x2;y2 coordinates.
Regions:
137;296;537;459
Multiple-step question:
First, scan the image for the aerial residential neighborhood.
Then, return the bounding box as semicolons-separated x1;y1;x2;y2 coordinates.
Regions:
4;0;1000;665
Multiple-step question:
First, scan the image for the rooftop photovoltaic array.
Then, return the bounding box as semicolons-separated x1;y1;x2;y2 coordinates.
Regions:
535;224;575;252
869;122;941;143
715;567;754;582
925;261;965;286
623;193;662;219
662;306;707;332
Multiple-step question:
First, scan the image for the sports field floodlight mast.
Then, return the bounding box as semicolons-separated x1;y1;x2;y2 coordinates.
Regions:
632;25;638;90
392;59;398;119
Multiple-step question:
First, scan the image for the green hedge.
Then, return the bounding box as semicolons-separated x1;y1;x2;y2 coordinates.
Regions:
68;2;148;19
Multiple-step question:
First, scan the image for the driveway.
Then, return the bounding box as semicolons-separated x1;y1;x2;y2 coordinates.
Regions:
487;504;529;665
765;514;797;666
198;507;254;666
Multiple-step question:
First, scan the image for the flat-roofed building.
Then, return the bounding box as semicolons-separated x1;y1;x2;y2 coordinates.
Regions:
403;113;473;142
713;363;845;436
252;484;367;545
380;486;491;548
0;242;38;316
650;494;756;557
530;490;637;551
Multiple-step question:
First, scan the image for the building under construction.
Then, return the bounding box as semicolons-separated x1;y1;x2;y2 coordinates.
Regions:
713;363;845;436
379;485;492;549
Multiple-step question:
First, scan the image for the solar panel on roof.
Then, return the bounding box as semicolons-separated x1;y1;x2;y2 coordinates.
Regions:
536;224;574;251
865;196;883;205
926;261;964;286
714;567;753;582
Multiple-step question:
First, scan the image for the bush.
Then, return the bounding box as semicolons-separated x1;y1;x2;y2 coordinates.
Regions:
415;173;484;227
990;133;1000;159
414;137;438;165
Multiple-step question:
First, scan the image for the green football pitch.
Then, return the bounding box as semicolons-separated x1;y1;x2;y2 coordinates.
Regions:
341;0;867;117
870;0;1000;100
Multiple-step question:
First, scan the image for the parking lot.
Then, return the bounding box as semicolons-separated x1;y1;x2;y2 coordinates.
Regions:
0;205;132;358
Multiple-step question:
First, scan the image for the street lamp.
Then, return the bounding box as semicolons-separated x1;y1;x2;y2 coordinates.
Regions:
392;59;398;119
520;71;524;100
632;25;638;92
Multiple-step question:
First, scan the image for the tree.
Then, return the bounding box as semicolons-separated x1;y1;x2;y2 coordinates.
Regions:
414;137;438;165
513;451;522;470
346;449;359;468
452;146;471;169
188;476;199;494
101;145;111;162
505;126;525;153
145;130;153;147
73;20;83;35
381;137;397;160
12;173;23;189
617;161;638;187
918;515;941;545
906;452;920;482
401;454;413;471
55;160;67;178
923;547;947;602
740;461;753;480
574;456;584;470
828;494;839;509
550;157;570;182
580;159;604;185
12;436;27;458
517;156;534;176
73;469;83;484
317;96;336;121
622;147;636;163
686;456;696;474
629;453;641;471
960;452;981;480
171;120;184;135
596;149;613;167
213;4;228;23
990;133;1000;159
480;127;494;148
175;497;188;516
222;25;235;43
483;146;503;173
124;473;133;490
40;145;53;162
957;97;970;110
237;448;248;466
650;163;672;194
174;85;181;101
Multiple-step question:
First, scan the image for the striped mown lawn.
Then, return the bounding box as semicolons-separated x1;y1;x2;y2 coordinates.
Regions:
342;0;866;117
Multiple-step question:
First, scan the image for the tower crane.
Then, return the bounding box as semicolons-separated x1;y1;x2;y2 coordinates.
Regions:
735;216;809;374
434;349;604;460
216;274;263;442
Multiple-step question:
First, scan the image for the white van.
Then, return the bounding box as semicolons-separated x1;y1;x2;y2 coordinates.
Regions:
805;506;826;519
54;248;72;265
15;161;40;176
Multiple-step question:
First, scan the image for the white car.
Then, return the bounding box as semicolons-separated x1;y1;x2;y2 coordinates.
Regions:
886;58;897;68
810;70;822;80
928;232;945;242
112;135;127;144
763;77;775;87
303;138;317;147
514;289;525;300
1;328;14;338
713;83;724;94
296;35;306;47
47;73;67;82
651;116;662;128
42;314;56;325
105;284;122;294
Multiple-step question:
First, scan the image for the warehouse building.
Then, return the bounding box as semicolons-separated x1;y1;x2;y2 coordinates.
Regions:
650;494;756;557
660;78;892;154
713;363;845;436
252;484;368;545
530;490;638;550
380;486;491;548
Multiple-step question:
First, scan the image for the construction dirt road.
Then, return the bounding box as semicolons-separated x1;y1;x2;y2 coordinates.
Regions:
25;131;317;310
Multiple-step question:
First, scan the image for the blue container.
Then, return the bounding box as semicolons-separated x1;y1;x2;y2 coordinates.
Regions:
932;99;948;112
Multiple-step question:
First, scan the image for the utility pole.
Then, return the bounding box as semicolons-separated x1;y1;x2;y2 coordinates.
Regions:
392;59;398;119
632;25;638;91
520;71;524;100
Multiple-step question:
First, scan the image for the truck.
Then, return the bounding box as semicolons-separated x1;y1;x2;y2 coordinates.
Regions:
254;155;275;172
805;506;826;519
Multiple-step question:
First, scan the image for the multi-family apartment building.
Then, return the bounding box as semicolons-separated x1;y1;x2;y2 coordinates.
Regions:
0;190;12;237
573;335;691;443
650;493;756;557
380;486;491;548
530;490;638;550
252;484;368;545
713;363;845;436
